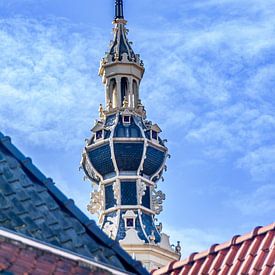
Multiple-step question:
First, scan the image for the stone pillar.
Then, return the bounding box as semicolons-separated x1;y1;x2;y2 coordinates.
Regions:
128;77;134;108
116;76;122;108
105;79;110;108
133;79;139;108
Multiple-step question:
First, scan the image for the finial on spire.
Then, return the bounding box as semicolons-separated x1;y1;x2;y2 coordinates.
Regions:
115;0;124;19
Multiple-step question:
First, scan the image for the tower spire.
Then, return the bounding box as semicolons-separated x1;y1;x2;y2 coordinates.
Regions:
115;0;124;19
82;3;181;271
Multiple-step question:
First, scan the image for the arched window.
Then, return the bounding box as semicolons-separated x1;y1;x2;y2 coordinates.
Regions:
121;77;128;105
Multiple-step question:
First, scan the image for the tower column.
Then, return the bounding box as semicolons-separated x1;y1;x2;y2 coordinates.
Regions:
128;77;134;108
133;80;139;108
116;76;122;108
105;80;110;108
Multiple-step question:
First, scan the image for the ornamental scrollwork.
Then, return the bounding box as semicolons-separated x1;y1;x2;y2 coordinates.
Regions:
113;180;120;205
137;180;146;204
103;215;118;239
152;189;166;215
87;186;103;217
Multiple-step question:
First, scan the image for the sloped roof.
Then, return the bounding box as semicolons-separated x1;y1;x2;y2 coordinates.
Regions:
0;227;124;275
152;222;275;275
0;132;148;275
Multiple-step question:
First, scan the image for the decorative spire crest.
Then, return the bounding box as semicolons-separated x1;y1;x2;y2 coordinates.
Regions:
115;0;124;19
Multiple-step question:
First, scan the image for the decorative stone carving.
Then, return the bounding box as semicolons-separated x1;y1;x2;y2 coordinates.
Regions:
137;99;146;117
113;179;120;205
156;222;163;233
87;186;103;216
149;230;156;244
137;180;146;204
121;53;129;62
107;100;113;110
175;241;182;256
152;189;166;215
122;96;128;108
98;104;104;120
114;52;119;61
103;215;118;239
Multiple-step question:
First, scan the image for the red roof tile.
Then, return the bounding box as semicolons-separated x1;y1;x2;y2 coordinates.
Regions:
152;222;275;275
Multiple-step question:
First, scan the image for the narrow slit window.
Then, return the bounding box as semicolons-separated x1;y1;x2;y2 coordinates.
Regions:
96;130;103;140
152;130;158;140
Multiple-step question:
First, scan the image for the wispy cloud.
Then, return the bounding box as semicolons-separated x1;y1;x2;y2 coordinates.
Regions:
237;146;275;181
229;184;275;215
0;0;274;184
0;17;106;149
134;0;275;182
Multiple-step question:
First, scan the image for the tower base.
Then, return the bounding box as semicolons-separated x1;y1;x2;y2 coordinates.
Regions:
120;232;180;271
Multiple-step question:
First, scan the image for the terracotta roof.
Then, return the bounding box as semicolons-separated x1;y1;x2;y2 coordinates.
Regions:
0;132;148;275
152;222;275;275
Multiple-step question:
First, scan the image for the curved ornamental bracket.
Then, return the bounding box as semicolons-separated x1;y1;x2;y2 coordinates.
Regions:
152;188;166;215
87;185;104;216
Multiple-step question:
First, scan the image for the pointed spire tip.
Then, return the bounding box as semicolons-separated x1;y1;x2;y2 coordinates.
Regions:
115;0;124;19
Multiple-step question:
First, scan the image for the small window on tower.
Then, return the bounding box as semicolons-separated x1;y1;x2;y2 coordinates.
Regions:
122;210;137;229
126;218;134;228
151;130;158;140
96;130;103;140
123;115;131;124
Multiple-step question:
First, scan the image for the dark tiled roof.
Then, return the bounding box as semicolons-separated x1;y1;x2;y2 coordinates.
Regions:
0;132;148;275
152;222;275;275
0;228;114;275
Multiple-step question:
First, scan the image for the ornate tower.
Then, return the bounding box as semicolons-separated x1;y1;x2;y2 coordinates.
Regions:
81;0;180;270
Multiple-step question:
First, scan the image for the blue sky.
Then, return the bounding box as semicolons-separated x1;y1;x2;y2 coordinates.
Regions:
0;0;275;257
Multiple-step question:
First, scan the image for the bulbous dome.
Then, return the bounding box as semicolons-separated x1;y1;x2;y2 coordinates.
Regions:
82;112;167;183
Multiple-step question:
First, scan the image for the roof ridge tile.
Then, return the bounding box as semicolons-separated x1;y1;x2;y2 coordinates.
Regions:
187;252;198;263
251;226;263;238
230;234;240;245
208;243;219;254
152;222;275;275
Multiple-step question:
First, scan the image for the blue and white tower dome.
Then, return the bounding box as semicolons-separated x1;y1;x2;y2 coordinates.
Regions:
81;0;180;270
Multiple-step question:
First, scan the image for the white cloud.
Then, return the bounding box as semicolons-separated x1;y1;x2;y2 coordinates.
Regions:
237;146;275;181
135;0;275;181
229;184;275;215
0;17;106;149
0;0;275;183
